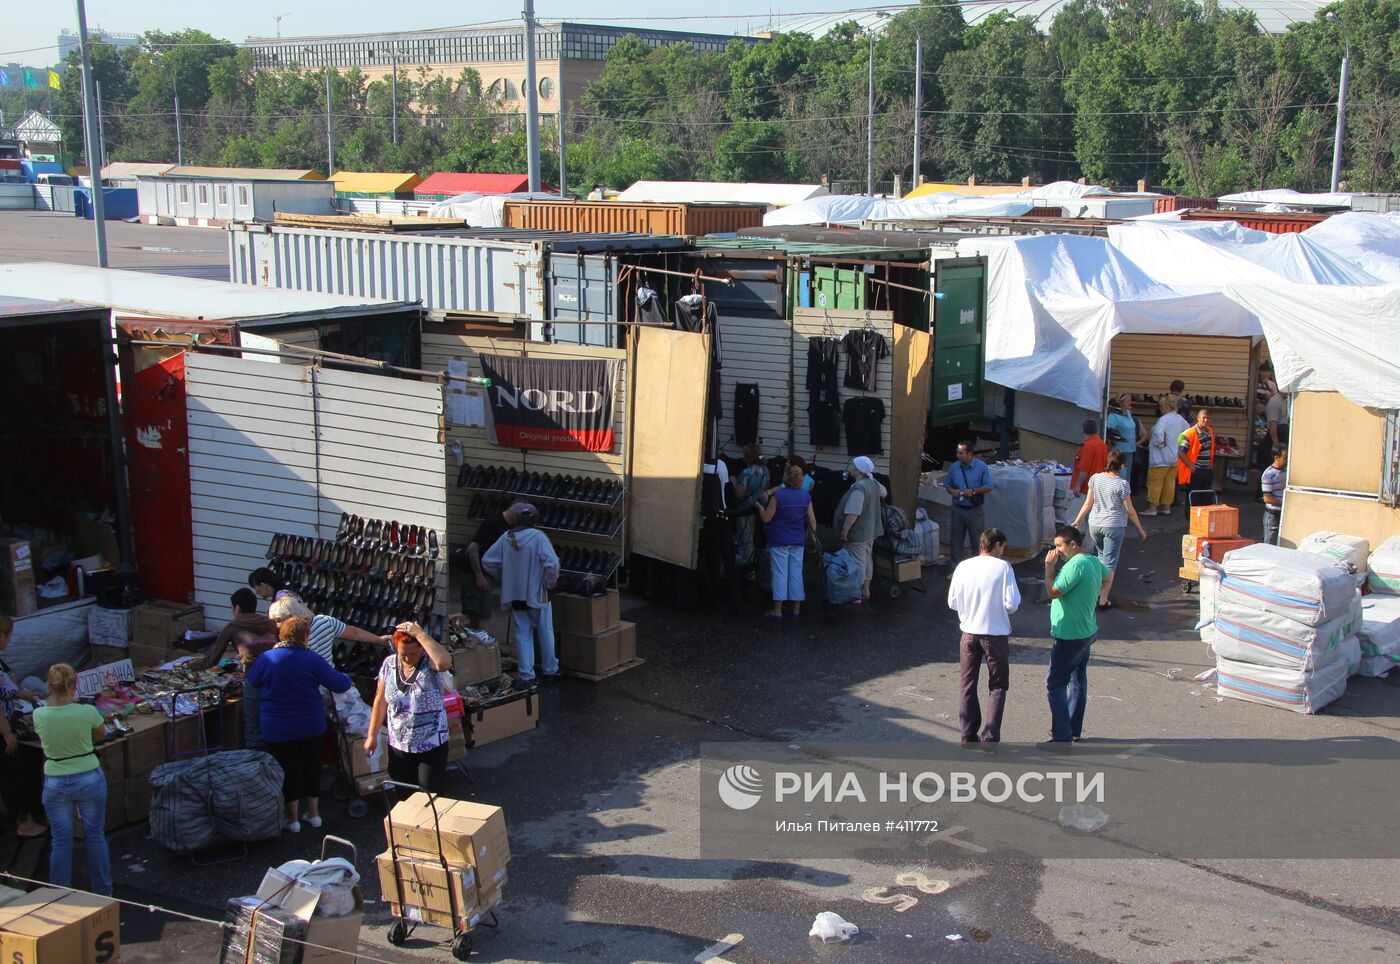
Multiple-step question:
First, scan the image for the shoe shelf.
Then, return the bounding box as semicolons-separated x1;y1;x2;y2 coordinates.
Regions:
505;487;624;511
539;516;624;543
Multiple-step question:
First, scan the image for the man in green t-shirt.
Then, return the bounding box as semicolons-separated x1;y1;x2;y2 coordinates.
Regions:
1041;525;1108;748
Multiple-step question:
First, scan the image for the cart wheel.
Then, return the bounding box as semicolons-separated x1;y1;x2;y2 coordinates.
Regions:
1181;581;1195;595
452;932;474;960
888;583;902;599
347;797;368;819
330;776;351;803
387;921;407;946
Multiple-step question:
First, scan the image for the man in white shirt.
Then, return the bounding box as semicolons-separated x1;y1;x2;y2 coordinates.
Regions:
1145;401;1190;516
947;528;1021;744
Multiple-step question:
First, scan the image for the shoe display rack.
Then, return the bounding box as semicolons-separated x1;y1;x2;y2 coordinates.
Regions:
264;512;444;637
456;463;625;582
1133;392;1248;409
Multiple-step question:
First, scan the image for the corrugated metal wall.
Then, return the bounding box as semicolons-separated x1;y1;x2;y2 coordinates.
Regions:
504;200;763;236
184;352;446;627
1108;334;1253;447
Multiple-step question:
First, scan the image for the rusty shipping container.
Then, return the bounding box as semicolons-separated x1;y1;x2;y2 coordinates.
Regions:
1152;195;1219;213
502;200;764;236
1180;209;1329;234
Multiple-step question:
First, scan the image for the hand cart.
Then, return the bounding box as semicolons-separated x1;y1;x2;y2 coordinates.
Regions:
872;541;927;600
327;697;384;819
1181;489;1219;595
381;783;499;960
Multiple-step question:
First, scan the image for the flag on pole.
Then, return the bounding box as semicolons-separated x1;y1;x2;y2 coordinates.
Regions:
22;69;38;89
47;70;60;90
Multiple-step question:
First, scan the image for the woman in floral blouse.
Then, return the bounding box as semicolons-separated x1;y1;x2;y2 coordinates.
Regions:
365;621;454;796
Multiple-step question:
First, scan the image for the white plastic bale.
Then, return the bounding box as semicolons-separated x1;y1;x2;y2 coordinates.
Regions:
1218;544;1357;628
983;464;1056;549
1216;652;1349;715
1367;535;1400;595
1357;594;1400;675
1297;530;1370;586
1199;567;1221;648
1212;599;1355;671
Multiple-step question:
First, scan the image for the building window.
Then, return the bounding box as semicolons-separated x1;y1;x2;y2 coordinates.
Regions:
218;184;229;205
539;76;554;100
178;184;189;203
198;184;208;204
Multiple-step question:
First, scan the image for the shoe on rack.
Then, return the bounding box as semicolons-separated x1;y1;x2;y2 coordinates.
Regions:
428;529;439;559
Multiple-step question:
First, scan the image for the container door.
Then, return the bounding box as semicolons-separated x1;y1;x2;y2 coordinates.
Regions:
810;265;865;311
930;258;986;426
546;252;616;347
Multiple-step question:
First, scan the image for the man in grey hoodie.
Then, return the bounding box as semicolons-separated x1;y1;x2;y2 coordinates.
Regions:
482;504;560;685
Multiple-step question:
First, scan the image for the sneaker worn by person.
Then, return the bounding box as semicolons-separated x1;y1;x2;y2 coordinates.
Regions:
285;820;302;833
304;815;323;829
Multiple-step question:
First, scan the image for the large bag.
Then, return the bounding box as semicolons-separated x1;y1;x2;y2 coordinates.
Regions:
822;549;862;606
1297;531;1369;587
1357;594;1400;677
1212;602;1356;671
881;503;911;539
1216;651;1350;715
1218;544;1357;628
1368;535;1400;595
150;749;285;853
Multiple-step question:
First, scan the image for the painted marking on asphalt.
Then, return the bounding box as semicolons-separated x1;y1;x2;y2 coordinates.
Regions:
929;825;988;854
896;871;950;895
1114;742;1187;763
862;887;919;912
695;932;743;962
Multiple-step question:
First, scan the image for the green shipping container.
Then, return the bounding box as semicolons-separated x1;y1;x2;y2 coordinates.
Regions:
930;258;987;426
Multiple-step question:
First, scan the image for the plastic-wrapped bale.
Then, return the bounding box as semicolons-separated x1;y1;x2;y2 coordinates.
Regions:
1213;598;1358;671
1217;544;1357;628
1296;531;1369;587
1357;594;1400;677
1368;536;1400;595
913;509;940;564
1216;651;1350;714
1199;567;1221;648
219;896;307;964
151;750;285;853
983;464;1057;550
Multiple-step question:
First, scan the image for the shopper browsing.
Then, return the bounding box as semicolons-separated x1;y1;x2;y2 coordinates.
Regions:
366;622;454;797
1105;397;1139;482
268;595;387;664
247;616;354;833
210;588;278;748
758;464;818;620
943;441;994;567
1041;526;1108;749
33;663;112;895
0;615;46;838
1261;445;1287;545
946;529;1021;745
1072;450;1147;610
464;502;521;630
1145;400;1190;515
248;567;297;602
482;504;561;685
838;455;886;604
1070;420;1108;496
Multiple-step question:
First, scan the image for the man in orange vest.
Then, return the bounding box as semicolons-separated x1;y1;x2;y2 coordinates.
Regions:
1176;408;1215;515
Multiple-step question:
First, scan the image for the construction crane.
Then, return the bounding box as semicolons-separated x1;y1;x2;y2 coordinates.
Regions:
273;13;291;38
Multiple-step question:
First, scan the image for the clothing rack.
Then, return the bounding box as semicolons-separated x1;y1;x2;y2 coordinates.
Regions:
617;263;736;287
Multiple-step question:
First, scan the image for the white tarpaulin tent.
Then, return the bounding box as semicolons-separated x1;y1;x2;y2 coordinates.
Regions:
616;180;826;208
955;234;1259;410
765;193;1034;226
1299;212;1400;283
427;191;563;225
1218;188;1356;208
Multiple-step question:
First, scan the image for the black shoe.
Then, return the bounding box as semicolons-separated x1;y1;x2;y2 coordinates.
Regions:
540;672;562;685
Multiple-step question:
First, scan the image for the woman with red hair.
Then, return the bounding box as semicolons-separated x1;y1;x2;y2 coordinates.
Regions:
365;622;454;795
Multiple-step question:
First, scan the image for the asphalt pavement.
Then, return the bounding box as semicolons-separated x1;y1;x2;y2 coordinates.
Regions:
0;210;229;279
91;499;1400;963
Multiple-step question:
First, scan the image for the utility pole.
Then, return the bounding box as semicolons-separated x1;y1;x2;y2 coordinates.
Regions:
912;34;922;190
74;0;107;265
173;75;183;165
523;0;541;191
325;70;334;176
95;79;106;174
390;53;399;146
1330;33;1350;193
867;28;876;196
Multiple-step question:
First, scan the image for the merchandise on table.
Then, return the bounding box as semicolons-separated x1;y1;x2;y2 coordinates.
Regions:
1296;531;1369;587
1367;535;1400;595
1216;544;1359;628
1357;594;1400;677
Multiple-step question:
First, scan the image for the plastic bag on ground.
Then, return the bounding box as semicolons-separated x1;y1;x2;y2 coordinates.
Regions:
823;549;862;605
1368;536;1400;595
1218;544;1357;627
273;857;360;918
810;911;859;943
1215;652;1349;714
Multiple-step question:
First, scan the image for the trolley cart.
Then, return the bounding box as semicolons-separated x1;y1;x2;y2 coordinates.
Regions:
872;542;927;600
327;699;383;819
381;783;498;960
1181;489;1220;594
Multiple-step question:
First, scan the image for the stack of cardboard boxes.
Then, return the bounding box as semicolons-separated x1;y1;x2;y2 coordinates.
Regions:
376;794;510;931
128;600;206;667
554;590;636;678
0;885;120;963
0;538;35;618
222;863;365;963
1180;505;1252;581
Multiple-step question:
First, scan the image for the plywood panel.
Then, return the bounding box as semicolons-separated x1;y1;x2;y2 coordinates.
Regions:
791;308;895;475
1280;490;1400;550
714;312;792;459
629;327;709;568
1109;334;1253;451
890;326;932;516
1287;391;1383;494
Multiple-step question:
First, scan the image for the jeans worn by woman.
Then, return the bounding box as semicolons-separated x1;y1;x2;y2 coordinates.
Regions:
42;768;112;895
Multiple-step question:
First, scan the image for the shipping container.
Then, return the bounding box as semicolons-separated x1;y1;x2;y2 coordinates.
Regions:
1349;194;1400;214
1180;209;1330;234
1153;195;1219;213
503;200;764;236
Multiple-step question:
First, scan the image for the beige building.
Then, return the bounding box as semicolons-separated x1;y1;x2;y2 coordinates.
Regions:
242;22;759;113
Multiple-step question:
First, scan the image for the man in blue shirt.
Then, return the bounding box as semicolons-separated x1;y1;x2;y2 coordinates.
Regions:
943;441;995;567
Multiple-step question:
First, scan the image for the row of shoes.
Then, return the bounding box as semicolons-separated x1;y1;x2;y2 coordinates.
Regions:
468;494;617;536
559;546;619;577
1131;392;1245;408
457;464;621;506
269;551;437;590
334;513;440;559
277;563;438;609
267;538;438;586
320;595;440;641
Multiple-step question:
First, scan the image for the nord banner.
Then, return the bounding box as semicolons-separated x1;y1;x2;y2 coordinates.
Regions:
478;354;619;452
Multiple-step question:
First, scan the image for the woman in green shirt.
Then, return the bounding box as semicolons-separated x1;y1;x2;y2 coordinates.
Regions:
33;663;112;896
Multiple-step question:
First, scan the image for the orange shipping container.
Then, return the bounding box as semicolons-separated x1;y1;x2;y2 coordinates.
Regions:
502;200;763;236
1190;505;1240;539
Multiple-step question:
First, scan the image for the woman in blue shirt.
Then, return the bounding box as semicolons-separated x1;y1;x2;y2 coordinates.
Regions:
758;465;817;619
247;616;352;833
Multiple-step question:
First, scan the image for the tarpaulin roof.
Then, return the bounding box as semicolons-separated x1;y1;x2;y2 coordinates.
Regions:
329;171;423;194
765;193;1034;227
164;166;324;180
1294;212;1400;282
415;173;531;196
616;180;827;207
1217;188;1355;208
426;191;564;226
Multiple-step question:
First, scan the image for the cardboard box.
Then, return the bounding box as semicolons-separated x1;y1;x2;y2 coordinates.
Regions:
0;538;36;618
558;628;621;675
875;555;922;584
87;645;129;667
447;719;467;764
464;690;539;748
0;887;120;964
1197;537;1256;562
340;728;388;779
124;776;152;823
95;740;125;785
131;601;205;651
1189;505;1240;539
616;620;637;664
384;794;511;889
254;867;364;964
451;643;502;689
220;896;306;964
553;590;620;635
120;714;168;776
376;852;485;929
217;698;244;750
86;608;130;649
1180;561;1201;581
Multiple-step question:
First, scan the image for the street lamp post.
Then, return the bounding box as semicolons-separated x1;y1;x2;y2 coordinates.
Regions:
912;33;922;190
867;11;891;196
73;0;107;265
1329;13;1351;194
